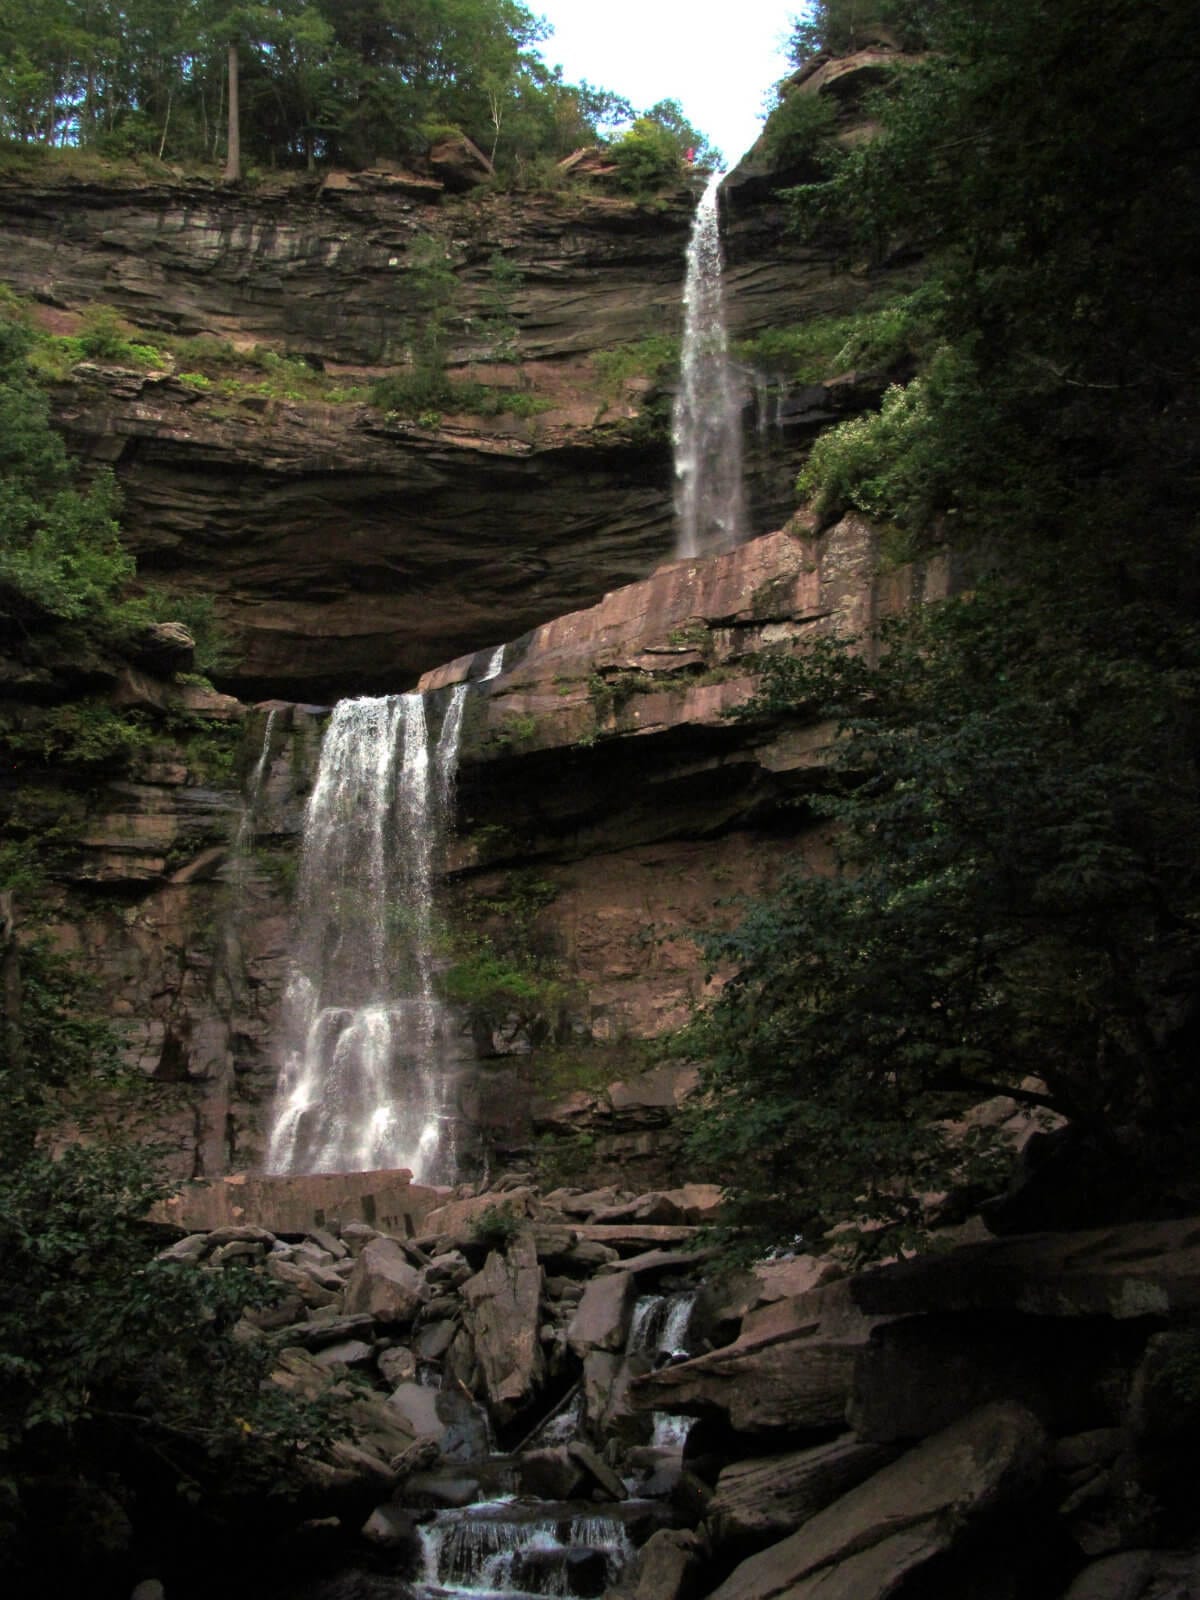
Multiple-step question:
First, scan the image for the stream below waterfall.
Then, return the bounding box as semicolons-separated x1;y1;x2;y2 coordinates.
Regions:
390;1287;699;1600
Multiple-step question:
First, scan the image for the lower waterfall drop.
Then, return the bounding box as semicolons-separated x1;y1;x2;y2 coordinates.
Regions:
266;692;462;1179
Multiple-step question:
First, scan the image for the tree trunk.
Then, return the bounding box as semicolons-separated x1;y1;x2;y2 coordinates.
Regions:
223;43;240;182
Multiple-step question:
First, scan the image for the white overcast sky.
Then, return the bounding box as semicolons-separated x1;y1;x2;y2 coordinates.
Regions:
531;1;797;167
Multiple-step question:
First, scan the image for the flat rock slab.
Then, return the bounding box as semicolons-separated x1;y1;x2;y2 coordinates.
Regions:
845;1217;1200;1322
708;1402;1046;1600
709;1436;898;1556
630;1334;857;1437
573;1223;702;1250
849;1313;1129;1444
151;1170;444;1236
597;1245;717;1279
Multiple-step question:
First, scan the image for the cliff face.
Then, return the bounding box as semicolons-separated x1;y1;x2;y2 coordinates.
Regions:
2;56;917;1178
17;518;946;1184
0;139;889;699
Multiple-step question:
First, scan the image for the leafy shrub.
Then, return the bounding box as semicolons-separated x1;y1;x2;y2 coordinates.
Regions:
762;89;838;167
2;701;155;769
75;304;167;367
470;1202;524;1251
608;118;682;193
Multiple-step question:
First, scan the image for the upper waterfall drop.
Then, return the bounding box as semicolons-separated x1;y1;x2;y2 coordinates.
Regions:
672;168;747;560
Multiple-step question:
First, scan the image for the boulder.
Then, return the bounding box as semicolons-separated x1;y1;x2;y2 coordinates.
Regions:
385;1382;486;1460
1062;1549;1200;1600
708;1436;898;1558
361;1503;421;1554
707;1403;1046;1600
567;1271;636;1357
461;1234;546;1423
567;1439;627;1501
344;1236;427;1326
630;1283;880;1439
849;1314;1128;1443
590;1184;725;1227
419;1188;535;1251
130;619;195;674
845;1217;1200;1322
377;1345;418;1387
415;1318;458;1361
625;1528;704;1600
515;1446;587;1500
265;1255;340;1309
427;132;494;190
312;1339;375;1369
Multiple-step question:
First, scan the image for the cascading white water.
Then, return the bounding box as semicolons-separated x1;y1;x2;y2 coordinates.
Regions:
628;1290;696;1363
417;1500;636;1598
265;693;463;1179
229;706;277;884
672;169;746;560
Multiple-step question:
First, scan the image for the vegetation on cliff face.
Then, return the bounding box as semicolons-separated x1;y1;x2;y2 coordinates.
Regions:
693;0;1200;1255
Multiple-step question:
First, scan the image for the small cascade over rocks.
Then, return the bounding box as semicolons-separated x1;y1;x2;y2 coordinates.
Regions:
628;1289;697;1367
416;1498;637;1599
673;169;747;560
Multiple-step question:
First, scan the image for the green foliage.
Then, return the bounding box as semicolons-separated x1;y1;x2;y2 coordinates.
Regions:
0;0;634;178
534;1128;597;1187
480;250;523;364
0;306;134;632
696;568;1200;1256
447;872;572;1050
760;87;837;168
592;335;680;401
609;116;683;194
692;0;1200;1257
735;288;935;385
0;934;341;1580
2;700;155;769
74;304;169;367
787;0;932;63
469;1201;524;1251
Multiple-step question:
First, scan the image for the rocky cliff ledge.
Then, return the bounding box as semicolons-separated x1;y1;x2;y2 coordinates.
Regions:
0;143;891;698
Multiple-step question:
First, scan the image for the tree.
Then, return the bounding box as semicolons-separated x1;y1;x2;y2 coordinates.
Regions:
690;0;1200;1255
0;929;342;1587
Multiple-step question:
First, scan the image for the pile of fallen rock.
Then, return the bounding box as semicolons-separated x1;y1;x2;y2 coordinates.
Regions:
157;1180;1200;1600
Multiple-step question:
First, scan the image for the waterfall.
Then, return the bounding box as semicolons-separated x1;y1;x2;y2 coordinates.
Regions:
229;706;277;884
628;1290;698;1456
673;169;746;560
418;1500;635;1597
265;693;457;1179
627;1290;696;1364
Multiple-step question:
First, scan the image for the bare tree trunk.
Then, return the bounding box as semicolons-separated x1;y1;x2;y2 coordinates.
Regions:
223;43;240;181
1;892;22;1077
158;87;173;160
